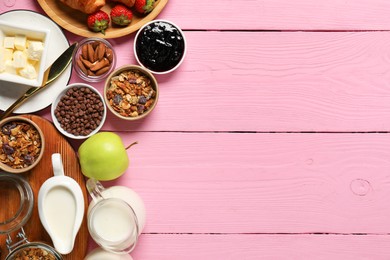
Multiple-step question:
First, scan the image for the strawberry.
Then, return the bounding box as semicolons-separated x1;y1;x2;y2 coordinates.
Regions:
110;4;133;26
87;10;110;35
134;0;155;14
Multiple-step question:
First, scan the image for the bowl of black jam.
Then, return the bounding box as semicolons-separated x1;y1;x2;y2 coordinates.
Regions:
134;20;186;74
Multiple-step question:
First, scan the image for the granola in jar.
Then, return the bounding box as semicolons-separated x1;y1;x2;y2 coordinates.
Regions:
12;246;56;260
0;120;42;169
106;69;157;118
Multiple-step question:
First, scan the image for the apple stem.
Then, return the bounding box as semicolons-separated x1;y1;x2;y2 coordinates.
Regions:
125;141;138;150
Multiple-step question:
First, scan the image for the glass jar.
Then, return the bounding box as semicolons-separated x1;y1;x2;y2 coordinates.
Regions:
5;241;62;260
0;173;62;260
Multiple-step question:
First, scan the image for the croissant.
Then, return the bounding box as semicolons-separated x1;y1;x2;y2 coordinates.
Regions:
111;0;135;7
59;0;106;14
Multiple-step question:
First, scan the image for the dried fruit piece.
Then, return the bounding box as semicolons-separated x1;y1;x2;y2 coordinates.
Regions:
2;144;14;155
2;123;16;135
113;94;123;105
138;96;147;104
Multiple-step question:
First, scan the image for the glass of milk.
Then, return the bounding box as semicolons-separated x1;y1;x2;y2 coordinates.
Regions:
86;179;139;254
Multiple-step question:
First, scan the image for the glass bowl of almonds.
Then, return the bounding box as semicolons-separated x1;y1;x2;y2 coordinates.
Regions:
73;37;116;82
104;65;159;121
0;116;45;174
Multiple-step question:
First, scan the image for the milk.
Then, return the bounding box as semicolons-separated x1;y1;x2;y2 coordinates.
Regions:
88;186;146;233
86;180;146;254
91;200;136;243
43;186;76;243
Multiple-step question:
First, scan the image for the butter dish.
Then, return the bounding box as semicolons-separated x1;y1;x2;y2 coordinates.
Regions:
0;20;50;87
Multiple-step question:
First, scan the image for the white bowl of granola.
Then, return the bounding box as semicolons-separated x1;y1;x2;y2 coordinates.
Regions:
0;116;45;174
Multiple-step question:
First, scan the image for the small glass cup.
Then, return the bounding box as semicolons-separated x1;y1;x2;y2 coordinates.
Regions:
86;179;139;254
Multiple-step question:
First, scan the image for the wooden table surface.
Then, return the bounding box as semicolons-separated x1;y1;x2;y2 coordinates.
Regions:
3;0;390;259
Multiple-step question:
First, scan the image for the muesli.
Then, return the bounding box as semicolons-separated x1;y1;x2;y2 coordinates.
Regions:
0;121;42;169
106;69;156;118
13;246;56;260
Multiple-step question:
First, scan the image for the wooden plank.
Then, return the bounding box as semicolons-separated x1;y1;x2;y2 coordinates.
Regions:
129;234;390;260
103;132;390;234
158;0;390;31
5;1;390;31
66;31;390;132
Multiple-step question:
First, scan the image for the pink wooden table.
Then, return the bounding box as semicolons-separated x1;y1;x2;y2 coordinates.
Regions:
3;0;390;259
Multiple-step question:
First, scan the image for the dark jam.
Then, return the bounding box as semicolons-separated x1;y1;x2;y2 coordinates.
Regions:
136;21;185;72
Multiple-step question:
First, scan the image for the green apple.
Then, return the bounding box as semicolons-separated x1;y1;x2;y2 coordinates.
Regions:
78;132;130;181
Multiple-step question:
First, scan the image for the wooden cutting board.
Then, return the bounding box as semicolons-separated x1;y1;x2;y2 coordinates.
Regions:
0;115;88;260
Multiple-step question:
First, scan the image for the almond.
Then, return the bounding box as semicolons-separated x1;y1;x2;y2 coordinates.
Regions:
87;43;95;62
97;42;106;61
90;58;109;72
95;66;110;76
76;59;88;75
80;56;94;68
81;44;88;60
105;47;113;63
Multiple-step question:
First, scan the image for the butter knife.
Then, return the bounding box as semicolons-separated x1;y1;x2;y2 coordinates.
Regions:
0;42;78;121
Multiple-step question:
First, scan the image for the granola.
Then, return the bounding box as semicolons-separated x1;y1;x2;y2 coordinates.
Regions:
13;247;56;260
0;121;42;169
106;69;156;118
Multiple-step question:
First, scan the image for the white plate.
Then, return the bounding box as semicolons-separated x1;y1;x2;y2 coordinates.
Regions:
0;10;71;114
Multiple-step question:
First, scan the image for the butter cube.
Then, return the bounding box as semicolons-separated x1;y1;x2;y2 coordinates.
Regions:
27;41;43;61
4;48;13;61
3;37;14;49
5;60;16;74
14;34;27;50
19;63;37;79
0;48;13;73
13;50;27;68
0;47;5;58
28;59;38;67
